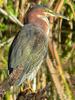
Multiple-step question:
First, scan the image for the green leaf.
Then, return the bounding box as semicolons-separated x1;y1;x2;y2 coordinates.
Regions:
6;0;18;17
64;0;67;4
4;91;11;100
41;0;49;4
0;23;8;31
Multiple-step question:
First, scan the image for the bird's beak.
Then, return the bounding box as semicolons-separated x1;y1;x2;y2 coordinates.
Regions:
44;8;70;21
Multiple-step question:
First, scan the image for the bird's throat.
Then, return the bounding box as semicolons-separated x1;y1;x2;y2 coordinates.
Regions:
28;16;50;36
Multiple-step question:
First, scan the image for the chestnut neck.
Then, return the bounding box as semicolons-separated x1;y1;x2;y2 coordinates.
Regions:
28;8;50;35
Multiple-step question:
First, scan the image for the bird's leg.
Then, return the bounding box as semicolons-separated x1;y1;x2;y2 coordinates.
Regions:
20;80;34;94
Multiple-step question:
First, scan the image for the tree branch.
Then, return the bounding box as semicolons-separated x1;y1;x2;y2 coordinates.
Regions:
0;8;24;27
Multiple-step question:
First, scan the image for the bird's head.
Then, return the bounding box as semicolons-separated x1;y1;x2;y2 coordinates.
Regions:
28;6;50;35
28;5;69;36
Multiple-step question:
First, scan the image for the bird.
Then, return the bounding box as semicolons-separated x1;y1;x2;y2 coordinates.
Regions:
8;5;69;86
8;5;50;86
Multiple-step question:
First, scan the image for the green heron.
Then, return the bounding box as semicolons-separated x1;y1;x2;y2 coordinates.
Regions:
8;6;69;86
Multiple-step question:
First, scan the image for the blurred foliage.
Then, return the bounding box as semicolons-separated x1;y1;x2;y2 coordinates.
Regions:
0;23;8;31
6;0;18;17
0;0;3;7
0;0;75;100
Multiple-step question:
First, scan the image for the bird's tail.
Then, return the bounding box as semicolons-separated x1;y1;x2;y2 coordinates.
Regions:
0;65;24;96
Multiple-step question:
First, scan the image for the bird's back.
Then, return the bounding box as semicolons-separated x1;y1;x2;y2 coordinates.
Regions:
8;24;48;85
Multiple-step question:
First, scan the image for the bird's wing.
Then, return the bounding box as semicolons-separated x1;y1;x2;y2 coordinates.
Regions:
8;24;48;85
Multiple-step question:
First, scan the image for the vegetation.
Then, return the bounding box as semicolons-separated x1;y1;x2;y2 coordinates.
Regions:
0;0;75;100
